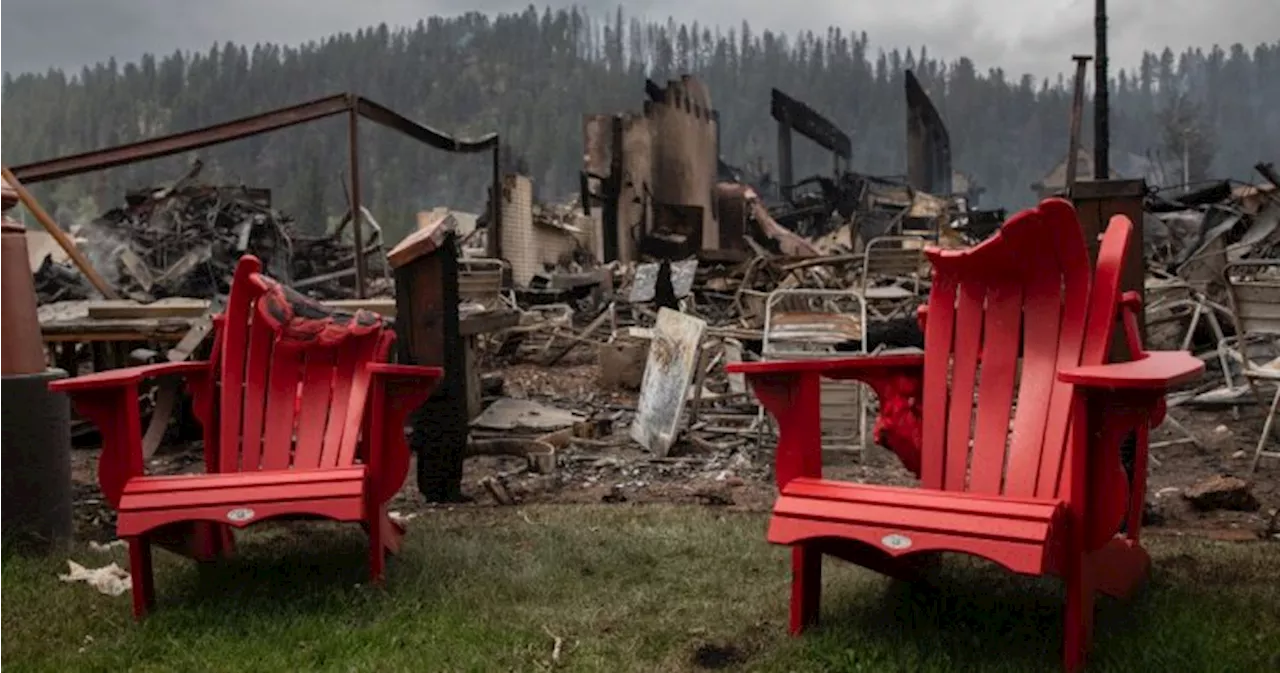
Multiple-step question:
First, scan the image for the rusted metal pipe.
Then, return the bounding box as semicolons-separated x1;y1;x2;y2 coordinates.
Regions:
12;94;498;185
1066;55;1093;192
12;95;351;183
347;102;366;299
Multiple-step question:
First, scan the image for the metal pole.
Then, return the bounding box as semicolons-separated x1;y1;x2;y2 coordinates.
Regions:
1066;55;1092;193
1094;0;1110;179
347;103;366;299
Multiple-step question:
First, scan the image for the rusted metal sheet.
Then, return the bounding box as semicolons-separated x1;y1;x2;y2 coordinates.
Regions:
768;312;862;344
904;70;952;196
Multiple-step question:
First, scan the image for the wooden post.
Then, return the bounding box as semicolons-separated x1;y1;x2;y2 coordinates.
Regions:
1066;55;1092;192
387;220;468;503
1072;178;1146;360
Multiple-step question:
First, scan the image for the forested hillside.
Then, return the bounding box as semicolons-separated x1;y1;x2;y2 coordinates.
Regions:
3;6;1278;239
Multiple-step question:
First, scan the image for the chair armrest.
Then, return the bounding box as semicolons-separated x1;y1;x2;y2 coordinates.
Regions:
726;353;924;377
46;361;213;508
1058;351;1204;390
1060;352;1203;551
366;363;445;504
368;363;445;380
730;354;927;486
48;361;212;393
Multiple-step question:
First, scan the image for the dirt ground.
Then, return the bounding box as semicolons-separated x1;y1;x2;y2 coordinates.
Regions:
68;357;1278;544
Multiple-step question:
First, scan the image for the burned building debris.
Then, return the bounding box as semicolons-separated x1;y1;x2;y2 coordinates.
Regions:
12;70;1278;539
31;164;386;304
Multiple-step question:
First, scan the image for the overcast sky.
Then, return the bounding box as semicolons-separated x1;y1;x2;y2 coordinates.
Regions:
3;1;1278;81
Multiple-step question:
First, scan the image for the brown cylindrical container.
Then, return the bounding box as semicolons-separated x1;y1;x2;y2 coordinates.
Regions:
2;179;74;552
2;222;47;375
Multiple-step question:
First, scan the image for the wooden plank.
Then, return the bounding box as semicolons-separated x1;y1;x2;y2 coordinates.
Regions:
79;298;513;336
260;344;304;471
141;308;220;458
293;348;338;469
42;331;187;344
460;309;519;336
320;298;396;316
85;298;397;320
88;300;208;320
630;308;707;456
41;317;194;333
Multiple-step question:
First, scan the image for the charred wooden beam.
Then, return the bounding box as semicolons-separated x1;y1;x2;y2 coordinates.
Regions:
904;70;953;196
770;88;852;160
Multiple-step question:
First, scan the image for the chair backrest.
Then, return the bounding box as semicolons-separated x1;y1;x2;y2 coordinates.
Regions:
1224;260;1280;338
458;257;507;307
917;198;1129;500
763;288;868;453
208;256;394;473
862;235;927;286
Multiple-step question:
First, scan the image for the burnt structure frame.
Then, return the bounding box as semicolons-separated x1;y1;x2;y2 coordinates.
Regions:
11;93;501;298
771;88;852;204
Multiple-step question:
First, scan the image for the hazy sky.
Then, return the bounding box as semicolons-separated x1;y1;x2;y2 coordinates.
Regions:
3;0;1278;81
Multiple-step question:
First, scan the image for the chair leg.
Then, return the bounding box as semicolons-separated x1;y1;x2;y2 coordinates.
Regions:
127;536;156;620
1251;385;1280;473
1062;555;1096;673
368;504;386;585
789;545;822;635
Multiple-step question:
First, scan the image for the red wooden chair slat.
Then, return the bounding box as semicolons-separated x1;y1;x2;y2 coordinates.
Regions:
1036;200;1094;499
918;278;956;490
728;198;1206;672
123;466;367;493
943;278;985;491
292;347;337;469
320;336;364;468
216;261;255;474
237;308;275;471
1004;249;1064;496
48;255;443;620
969;280;1023;495
334;336;382;469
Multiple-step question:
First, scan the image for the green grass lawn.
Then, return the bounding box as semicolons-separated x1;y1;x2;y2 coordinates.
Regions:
4;505;1278;672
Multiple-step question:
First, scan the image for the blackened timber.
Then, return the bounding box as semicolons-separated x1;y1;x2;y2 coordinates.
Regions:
770;88;852;160
390;229;468;503
1094;0;1111;179
904;70;953;196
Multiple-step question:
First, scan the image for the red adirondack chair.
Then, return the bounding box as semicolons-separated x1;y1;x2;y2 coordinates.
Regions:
727;199;1204;671
49;256;442;619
